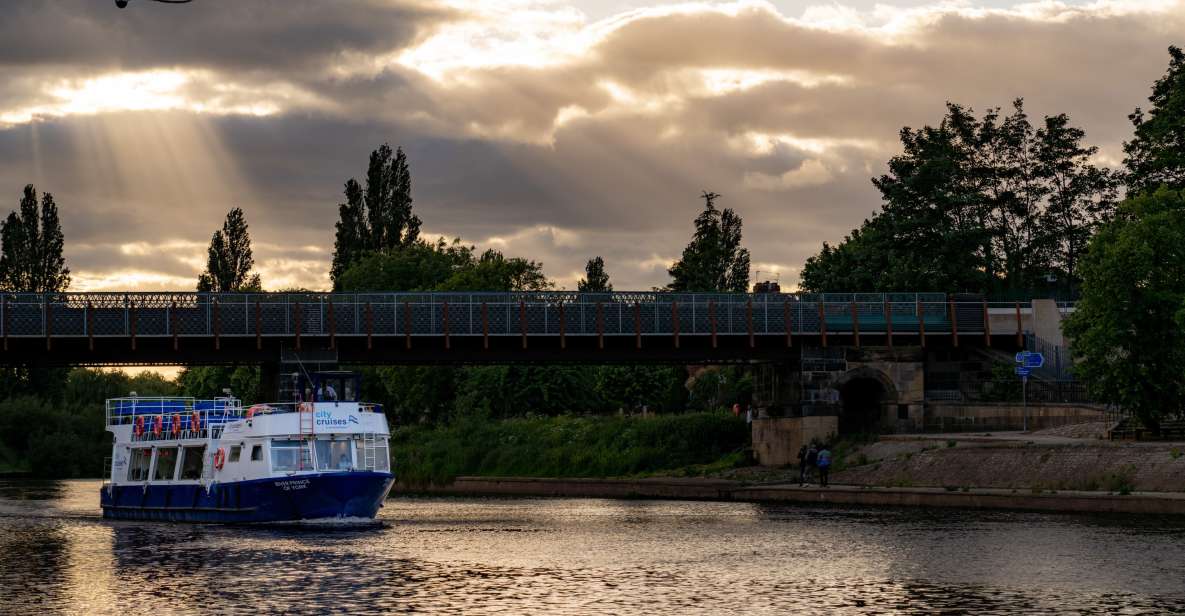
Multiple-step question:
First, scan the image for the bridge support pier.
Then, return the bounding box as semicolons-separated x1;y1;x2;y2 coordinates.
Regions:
260;361;280;403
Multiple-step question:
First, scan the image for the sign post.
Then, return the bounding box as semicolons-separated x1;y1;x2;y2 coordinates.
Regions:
1014;352;1043;432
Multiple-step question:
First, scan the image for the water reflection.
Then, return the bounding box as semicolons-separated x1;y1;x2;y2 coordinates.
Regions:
2;480;1184;614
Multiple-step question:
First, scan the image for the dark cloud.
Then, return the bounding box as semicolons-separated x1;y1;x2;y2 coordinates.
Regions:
0;1;450;74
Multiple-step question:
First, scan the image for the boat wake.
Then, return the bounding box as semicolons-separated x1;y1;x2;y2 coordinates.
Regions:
259;516;385;528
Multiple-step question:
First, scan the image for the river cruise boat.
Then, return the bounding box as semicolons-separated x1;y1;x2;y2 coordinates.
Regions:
100;372;395;523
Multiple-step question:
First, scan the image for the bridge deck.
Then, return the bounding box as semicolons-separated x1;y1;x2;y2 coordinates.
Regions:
0;292;1044;365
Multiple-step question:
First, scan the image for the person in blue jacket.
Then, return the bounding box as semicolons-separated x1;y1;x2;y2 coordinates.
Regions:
816;444;833;487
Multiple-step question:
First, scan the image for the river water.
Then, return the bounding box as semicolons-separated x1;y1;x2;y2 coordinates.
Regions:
2;480;1184;615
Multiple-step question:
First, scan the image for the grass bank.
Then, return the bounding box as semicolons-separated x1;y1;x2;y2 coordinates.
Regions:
390;412;749;487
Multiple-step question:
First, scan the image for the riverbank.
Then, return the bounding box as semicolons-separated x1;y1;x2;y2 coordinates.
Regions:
404;476;1185;515
391;412;749;486
397;426;1185;515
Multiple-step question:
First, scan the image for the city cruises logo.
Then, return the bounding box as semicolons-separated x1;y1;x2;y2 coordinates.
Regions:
314;409;360;428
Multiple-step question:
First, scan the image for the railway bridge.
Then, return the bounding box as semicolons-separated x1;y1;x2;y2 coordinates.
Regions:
0;291;1042;365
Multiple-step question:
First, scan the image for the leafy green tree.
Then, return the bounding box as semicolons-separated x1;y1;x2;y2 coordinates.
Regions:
668;191;750;292
438;249;550;292
197;207;262;292
335;238;472;292
0;184;70;292
800;215;896;293
862;103;996;292
178;366;260;403
332;178;368;286
1035;114;1120;285
578;256;612;292
801;101;1115;293
1063;188;1185;432
453;365;600;419
331;144;421;286
1125;46;1185;196
687;366;750;411
593;365;686;412
365;365;458;425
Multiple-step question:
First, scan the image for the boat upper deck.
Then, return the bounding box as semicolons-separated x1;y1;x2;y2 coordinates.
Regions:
106;396;387;442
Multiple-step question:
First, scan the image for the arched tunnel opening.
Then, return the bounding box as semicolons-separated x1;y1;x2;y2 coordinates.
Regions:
838;377;887;435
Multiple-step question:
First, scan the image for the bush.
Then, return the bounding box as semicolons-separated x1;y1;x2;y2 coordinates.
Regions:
390;412;749;486
0;396;110;477
1103;464;1138;495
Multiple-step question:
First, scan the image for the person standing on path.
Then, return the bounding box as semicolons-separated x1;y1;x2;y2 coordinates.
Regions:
797;445;808;486
804;443;819;485
817;444;832;488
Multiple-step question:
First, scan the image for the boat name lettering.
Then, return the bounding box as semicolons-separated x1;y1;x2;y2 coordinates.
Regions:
314;410;360;427
274;479;310;491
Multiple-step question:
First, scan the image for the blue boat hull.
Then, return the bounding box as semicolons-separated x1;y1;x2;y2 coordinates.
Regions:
100;472;395;523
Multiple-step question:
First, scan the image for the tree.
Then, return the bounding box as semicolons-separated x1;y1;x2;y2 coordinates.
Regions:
577;256;612;292
0;184;70;292
331;144;421;287
453;365;600;419
1035;114;1120;285
335;238;473;292
800;101;1116;294
593;365;686;412
197;207;262;292
668;191;750;292
331;179;368;285
1124;46;1185;196
437;249;550;292
336;239;550;293
178;366;260;403
1063;188;1185;432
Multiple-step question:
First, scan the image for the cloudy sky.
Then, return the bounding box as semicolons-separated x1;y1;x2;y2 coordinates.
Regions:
0;0;1181;292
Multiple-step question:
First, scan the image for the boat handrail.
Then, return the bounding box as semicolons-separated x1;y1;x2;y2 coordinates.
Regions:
105;396;244;434
243;401;383;416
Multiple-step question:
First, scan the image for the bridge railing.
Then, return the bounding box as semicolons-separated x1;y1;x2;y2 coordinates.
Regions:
0;292;1042;339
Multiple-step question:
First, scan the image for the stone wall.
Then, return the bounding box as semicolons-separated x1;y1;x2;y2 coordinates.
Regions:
833;439;1185;492
751;416;838;466
925;403;1104;432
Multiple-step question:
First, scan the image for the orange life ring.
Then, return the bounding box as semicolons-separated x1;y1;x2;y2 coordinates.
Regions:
134;416;145;438
191;411;201;432
171;413;182;436
213;448;226;470
152;415;163;436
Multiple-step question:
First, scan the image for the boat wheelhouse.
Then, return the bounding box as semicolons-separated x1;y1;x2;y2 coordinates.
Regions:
100;378;395;523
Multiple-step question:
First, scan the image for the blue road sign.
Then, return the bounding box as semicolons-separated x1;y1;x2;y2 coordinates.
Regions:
1015;366;1031;377
1015;351;1045;369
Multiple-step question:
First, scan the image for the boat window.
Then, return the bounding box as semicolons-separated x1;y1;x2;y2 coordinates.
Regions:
358;438;390;472
315;440;352;471
127;448;152;481
373;441;389;472
229;445;241;463
179;446;206;480
152;447;179;481
270;440;312;472
251;445;263;461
